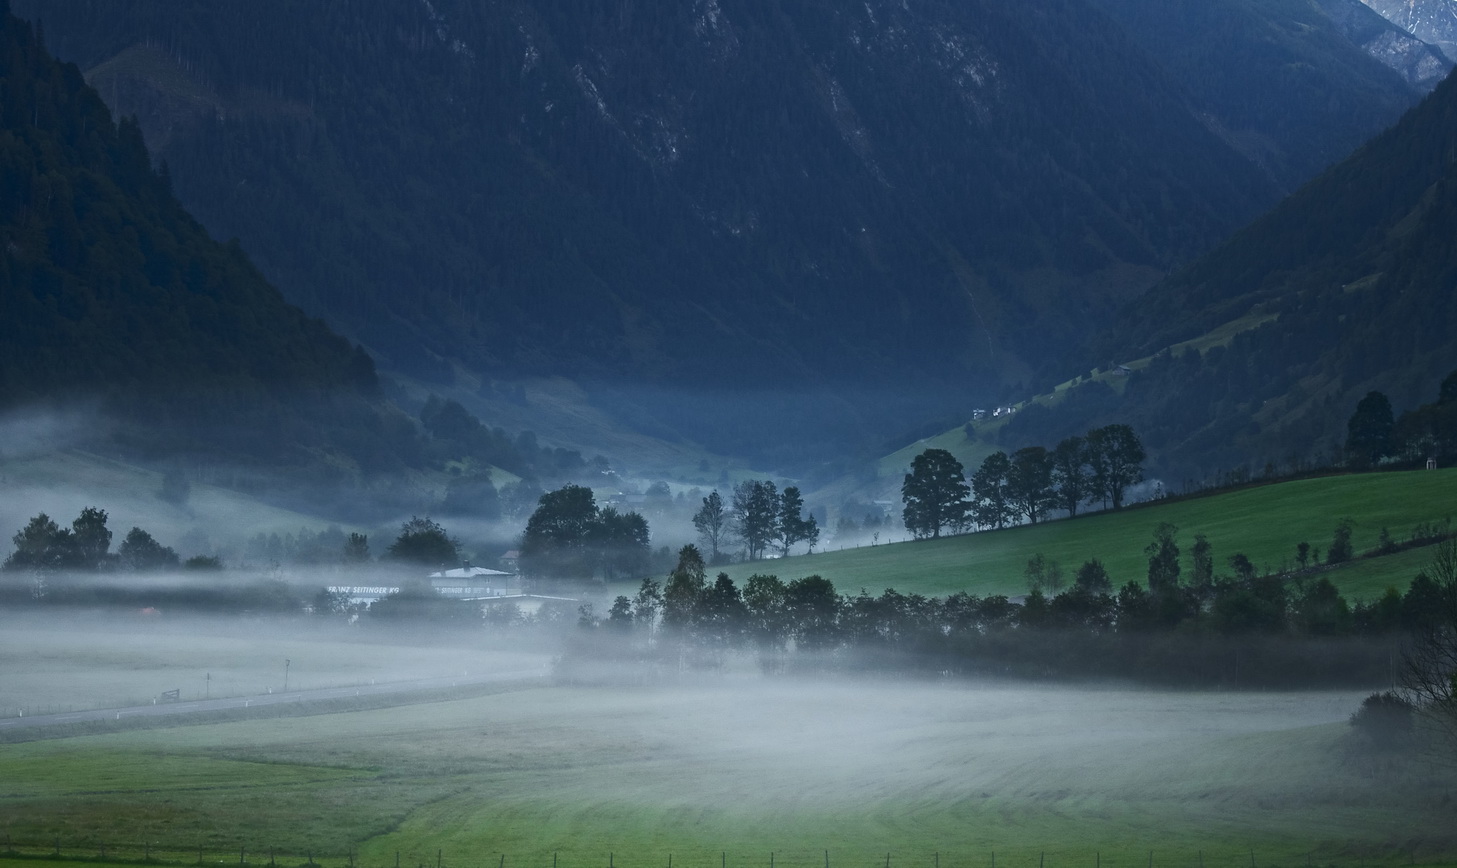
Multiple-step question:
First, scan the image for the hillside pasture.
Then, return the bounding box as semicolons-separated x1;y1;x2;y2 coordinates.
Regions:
703;470;1457;601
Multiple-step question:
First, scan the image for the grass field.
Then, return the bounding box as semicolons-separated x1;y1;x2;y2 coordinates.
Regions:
1;675;1453;868
677;470;1457;603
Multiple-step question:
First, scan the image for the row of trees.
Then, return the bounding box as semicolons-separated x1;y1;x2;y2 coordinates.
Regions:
1;508;195;574
691;480;820;563
901;424;1146;539
565;541;1445;690
571;535;1457;701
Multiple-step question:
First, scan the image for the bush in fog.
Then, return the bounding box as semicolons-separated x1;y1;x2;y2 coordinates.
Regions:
1349;691;1415;751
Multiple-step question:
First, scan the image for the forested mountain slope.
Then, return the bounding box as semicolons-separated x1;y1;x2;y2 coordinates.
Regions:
1000;67;1457;481
0;7;418;491
14;0;1432;462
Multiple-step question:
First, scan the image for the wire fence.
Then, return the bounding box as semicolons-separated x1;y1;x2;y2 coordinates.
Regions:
0;841;1447;868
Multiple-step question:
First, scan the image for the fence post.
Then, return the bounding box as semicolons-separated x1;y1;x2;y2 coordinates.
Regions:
887;854;891;868
500;855;506;868
241;846;246;865
438;849;443;868
825;850;830;868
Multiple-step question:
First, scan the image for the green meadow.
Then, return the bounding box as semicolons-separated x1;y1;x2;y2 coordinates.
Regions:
2;678;1454;868
700;469;1457;602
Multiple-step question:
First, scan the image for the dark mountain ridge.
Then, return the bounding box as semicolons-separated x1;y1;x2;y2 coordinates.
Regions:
0;5;419;497
995;65;1457;481
17;0;1432;463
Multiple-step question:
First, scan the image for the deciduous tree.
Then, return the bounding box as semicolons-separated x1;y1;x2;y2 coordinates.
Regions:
777;486;819;555
1008;446;1054;525
692;490;730;563
387;516;460;567
1050;436;1090;518
902;449;971;539
971;452;1014;530
732;480;779;561
1087;424;1145;510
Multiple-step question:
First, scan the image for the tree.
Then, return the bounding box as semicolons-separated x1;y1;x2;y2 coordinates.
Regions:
970;452;1014;530
743;573;790;664
777;486;819;555
1190;533;1214;597
386;516;460;567
118;527;180;571
1074;559;1113;594
785;575;841;653
70;507;112;568
343;532;371;563
606;596;635;634
1346;390;1394;467
1145;522;1180;592
593;507;651;581
3;513;67;572
1050;436;1090;518
1024;553;1064;594
520;485;599;579
692;490;730;563
1007;446;1054;525
901;448;971;539
1327;518;1355;564
697;573;748;655
1086;424;1145;509
662;544;708;639
3;508;114;572
732;480;779;561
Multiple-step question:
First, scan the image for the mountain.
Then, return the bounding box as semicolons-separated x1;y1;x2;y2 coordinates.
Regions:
1360;0;1457;61
13;0;1433;464
993;65;1457;481
0;7;420;500
1085;0;1448;181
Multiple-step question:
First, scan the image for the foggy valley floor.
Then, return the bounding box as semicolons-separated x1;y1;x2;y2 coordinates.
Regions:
1;619;1455;868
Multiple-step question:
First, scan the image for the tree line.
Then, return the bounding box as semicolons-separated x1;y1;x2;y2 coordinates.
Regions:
691;480;820;564
901;424;1146;539
1;507;200;574
566;527;1457;701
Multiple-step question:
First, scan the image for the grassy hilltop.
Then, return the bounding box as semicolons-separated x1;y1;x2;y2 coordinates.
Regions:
701;469;1457;602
